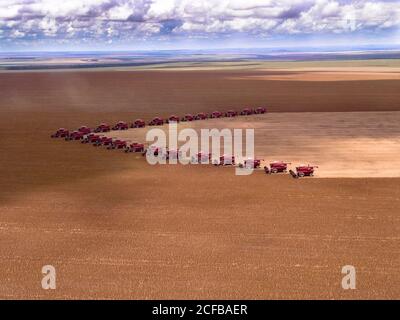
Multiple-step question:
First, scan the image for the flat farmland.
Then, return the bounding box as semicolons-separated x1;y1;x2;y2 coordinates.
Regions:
0;65;399;299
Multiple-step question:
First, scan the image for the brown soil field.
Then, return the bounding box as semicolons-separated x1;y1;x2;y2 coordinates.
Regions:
0;68;399;299
1;69;400;114
235;69;400;81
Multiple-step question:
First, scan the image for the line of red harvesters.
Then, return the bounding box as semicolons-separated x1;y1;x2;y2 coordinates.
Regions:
51;106;317;178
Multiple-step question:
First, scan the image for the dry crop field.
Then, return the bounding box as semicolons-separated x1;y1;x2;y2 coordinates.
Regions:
0;64;399;299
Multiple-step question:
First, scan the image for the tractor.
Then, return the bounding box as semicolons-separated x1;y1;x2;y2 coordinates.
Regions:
94;123;110;133
132;119;146;128
148;117;164;126
51;128;69;138
166;115;180;123
195;113;208;120
255;106;267;114
210;111;223;118
112;121;129;130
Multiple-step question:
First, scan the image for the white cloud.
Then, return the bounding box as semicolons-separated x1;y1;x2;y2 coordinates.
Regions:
0;0;399;46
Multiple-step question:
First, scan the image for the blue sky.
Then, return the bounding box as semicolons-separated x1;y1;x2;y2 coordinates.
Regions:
0;0;399;51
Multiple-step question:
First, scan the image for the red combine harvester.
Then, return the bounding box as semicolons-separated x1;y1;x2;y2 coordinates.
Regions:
51;128;69;138
255;106;267;114
132;119;146;128
145;145;162;156
225;110;238;117
193;152;211;163
166;115;180;123
112;121;129;130
195;113;208;120
210;111;223;118
296;165;318;177
65;130;85;141
269;161;291;173
92;136;110;146
148;117;164;126
90;135;104;145
125;142;145;153
107;139;126;149
216;155;235;165
81;133;100;144
94;123;110;133
240;108;254;115
97;136;113;146
164;149;180;160
181;114;194;122
78;126;92;134
244;158;263;169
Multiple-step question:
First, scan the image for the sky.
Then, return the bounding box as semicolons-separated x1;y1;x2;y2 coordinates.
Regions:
0;0;399;51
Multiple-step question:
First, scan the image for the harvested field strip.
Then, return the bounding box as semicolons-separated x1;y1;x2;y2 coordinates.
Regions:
94;111;400;178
